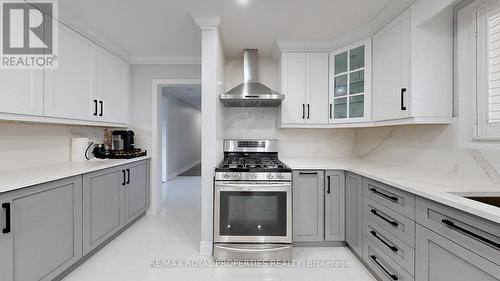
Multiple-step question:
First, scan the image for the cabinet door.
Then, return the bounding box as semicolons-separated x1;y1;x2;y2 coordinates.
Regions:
83;167;125;255
281;53;307;124
345;172;363;255
373;9;410;121
293;170;324;242
306;53;329;124
44;23;97;121
415;224;500;281
0;70;43;116
330;40;371;123
325;170;345;241
0;176;82;281
96;48;129;124
125;161;149;224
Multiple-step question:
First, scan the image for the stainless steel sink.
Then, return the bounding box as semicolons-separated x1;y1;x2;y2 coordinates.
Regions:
463;196;500;208
450;192;500;208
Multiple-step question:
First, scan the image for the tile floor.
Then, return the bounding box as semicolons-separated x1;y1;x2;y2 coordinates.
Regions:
63;176;376;281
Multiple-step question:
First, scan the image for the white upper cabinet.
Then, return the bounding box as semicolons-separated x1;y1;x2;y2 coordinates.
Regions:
306;53;329;124
373;9;411;121
44;23;98;121
329;39;372;123
281;52;329;125
0;69;43;116
372;4;453;122
43;22;129;125
281;53;307;124
96;48;130;124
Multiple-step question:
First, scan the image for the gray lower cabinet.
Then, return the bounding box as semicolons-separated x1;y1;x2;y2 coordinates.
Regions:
325;170;345;241
293;170;324;242
83;160;150;254
125;161;149;224
293;170;345;243
415;224;500;281
345;172;363;255
0;176;83;281
83;166;126;255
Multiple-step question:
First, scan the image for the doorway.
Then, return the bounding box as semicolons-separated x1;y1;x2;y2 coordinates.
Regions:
151;79;201;213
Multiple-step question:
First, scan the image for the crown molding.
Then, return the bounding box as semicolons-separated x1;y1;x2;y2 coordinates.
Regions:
129;56;201;65
272;0;417;60
57;7;133;63
191;14;221;30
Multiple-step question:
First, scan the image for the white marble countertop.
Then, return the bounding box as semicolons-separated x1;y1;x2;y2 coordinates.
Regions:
282;157;500;224
0;156;151;195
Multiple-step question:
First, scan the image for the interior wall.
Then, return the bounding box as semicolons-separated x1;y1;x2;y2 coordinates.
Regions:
200;26;226;255
129;64;201;153
223;57;356;158
164;96;201;178
0;122;105;172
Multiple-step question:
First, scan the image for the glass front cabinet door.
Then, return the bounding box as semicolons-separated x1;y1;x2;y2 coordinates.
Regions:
329;39;372;123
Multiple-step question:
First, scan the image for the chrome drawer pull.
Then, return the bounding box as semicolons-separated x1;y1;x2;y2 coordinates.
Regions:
442;219;500;249
371;209;399;227
370;230;398;252
370;188;399;202
370;255;398;280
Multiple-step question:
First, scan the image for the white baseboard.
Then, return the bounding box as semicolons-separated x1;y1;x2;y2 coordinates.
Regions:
168;160;201;179
199;241;213;256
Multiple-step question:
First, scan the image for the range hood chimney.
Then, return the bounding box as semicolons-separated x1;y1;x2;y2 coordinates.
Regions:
219;49;284;107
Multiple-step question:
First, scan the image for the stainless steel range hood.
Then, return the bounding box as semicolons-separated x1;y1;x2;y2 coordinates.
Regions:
220;49;284;107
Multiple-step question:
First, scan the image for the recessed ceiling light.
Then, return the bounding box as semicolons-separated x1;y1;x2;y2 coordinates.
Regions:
237;0;250;5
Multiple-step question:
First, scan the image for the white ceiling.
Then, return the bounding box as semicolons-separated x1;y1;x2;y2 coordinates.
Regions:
58;0;412;62
162;85;202;110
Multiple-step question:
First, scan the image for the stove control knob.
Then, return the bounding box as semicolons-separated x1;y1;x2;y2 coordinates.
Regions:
267;174;274;180
223;174;230;179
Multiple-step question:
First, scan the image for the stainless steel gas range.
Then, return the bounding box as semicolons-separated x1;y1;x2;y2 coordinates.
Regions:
214;139;292;261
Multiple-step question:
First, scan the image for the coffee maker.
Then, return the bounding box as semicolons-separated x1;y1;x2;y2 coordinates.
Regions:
93;130;146;159
112;130;135;152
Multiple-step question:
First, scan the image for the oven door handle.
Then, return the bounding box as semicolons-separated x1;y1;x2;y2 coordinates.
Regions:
216;183;291;191
215;244;291;253
217;186;291;192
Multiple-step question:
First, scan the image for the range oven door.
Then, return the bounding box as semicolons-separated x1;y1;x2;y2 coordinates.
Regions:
214;181;292;243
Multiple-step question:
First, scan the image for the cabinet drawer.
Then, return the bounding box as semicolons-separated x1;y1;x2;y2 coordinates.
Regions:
364;217;415;276
416;224;500;281
363;178;415;219
416;197;500;266
364;197;415;247
363;236;414;281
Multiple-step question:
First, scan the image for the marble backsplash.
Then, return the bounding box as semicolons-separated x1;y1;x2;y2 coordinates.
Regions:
222;107;355;159
0;122;106;171
351;122;500;188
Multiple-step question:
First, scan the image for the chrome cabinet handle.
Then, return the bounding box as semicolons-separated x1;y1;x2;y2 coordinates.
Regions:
370;255;398;280
307;104;310;119
326;175;331;194
126;169;130;184
442;219;500;249
370;188;398;202
371;209;399;227
370;230;398;252
302;104;305;119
